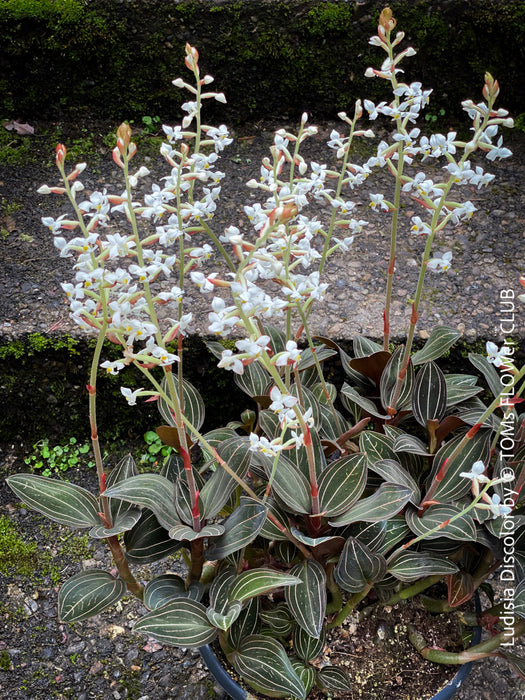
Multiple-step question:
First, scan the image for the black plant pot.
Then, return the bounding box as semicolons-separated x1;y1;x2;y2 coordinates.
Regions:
199;596;482;700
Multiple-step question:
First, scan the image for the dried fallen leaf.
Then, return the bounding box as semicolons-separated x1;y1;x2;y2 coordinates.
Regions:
3;120;35;135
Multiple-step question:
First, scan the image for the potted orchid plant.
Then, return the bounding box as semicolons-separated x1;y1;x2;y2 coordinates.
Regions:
7;8;525;699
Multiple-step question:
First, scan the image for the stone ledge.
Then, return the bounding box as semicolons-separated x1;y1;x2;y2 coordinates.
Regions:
1;0;523;123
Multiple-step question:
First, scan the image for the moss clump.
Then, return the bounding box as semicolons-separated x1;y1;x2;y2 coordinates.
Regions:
0;649;12;671
0;515;38;576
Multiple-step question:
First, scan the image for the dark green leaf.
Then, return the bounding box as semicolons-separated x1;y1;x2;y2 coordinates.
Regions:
427;429;492;503
260;603;295;637
168;522;224;541
340;383;389;420
317;666;352;693
387;551;458;582
253;451;311;515
7;474;100;529
285;559;326;638
334;537;387;593
359;431;397;465
368;459;420;505
200;436;252;519
353;334;383;358
207;601;243;631
380;345;414;412
293;626;325;662
411;326;461;365
58;570;126;622
405;504;477;541
134;598;217;647
229;569;301;604
158;376;205;431
228;596;261;649
89;508;142;538
124;510;184;564
144;574;202;610
412;361;447;427
330;483;412;527
468;353;503;398
231;635;305;699
318;453;367;516
103;474;180;531
205;498;267;560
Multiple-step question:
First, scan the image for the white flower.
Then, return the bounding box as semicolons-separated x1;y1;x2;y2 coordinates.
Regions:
101;360;125;375
459;460;490;483
248;433;283;457
121;387;144;405
217;349;244;374
486;341;512;368
427;251;452;272
274;340;302;368
487;493;512;519
269;386;299;423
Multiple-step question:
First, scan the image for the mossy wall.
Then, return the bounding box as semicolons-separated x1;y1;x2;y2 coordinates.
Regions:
0;333;248;445
0;0;523;125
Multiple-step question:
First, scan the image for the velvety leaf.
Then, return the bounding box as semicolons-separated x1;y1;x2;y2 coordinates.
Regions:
229;569;301;604
393;433;429;456
313;335;374;390
285;559;326;638
103;474;181;531
158;376;205;431
200;436;252;519
405;504;477;541
297;344;337;371
58;570;126;622
207;601;243;631
468;353;503;398
426;429;492;503
447;571;475;607
293;626;325;662
334;537;387;593
206;498;267;560
134;598;217;647
368;459;420;505
231;635;306;699
174;473;204;526
359;431;397;465
317;666;352;693
260;603;295;637
380;345;414;412
318;453;367;516
498;651;525;681
412;361;447;427
344;520;387;553
7;474;100;529
411;326;461;365
144;574;202;610
258;497;290;541
444;376;482;407
209;568;236;615
330;483;413;527
376;516;411;556
387;551;458;582
290;527;345;553
124;510;184;564
340;383;389;420
352;334;383;358
291;659;316;696
234;361;271;398
168;522;224;541
317;402;348;441
89;508;142;538
254;451;311;514
228;596;261;649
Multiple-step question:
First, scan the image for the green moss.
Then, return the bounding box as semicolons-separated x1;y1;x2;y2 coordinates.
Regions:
0;515;38;575
0;650;11;671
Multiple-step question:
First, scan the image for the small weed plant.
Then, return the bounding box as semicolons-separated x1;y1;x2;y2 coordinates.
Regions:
24;437;94;477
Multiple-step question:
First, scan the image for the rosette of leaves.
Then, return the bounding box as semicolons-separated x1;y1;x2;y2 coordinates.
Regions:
7;325;525;696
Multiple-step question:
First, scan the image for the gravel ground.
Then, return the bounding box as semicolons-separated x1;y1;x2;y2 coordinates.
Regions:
0;117;524;699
